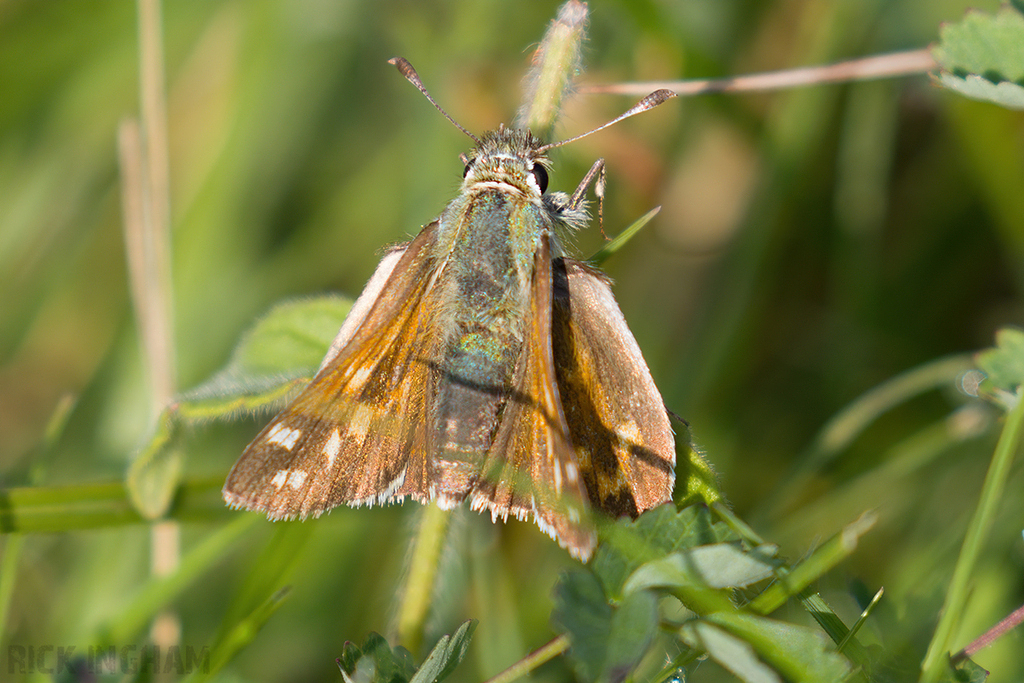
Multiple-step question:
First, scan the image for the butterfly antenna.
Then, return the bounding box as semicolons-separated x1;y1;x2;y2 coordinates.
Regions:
537;89;677;152
389;57;481;145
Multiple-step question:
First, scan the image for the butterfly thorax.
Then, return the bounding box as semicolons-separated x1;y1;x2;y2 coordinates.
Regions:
426;126;557;489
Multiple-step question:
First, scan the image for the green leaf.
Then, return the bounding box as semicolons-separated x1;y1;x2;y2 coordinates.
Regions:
936;73;1024;110
126;411;183;519
337;622;476;683
338;633;417;683
552;570;611;683
551;570;658;683
933;7;1024;82
621;543;779;597
216;520;317;645
589;207;661;266
99;515;257;646
601;590;659;683
952;658;989;683
179;295;353;418
932;7;1024;110
590;505;735;601
975;327;1024;405
696;612;852;683
408;620;476;683
683;622;782;683
749;511;876;615
186;586;292;683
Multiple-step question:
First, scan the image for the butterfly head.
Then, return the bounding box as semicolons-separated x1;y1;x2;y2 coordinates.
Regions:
460;126;551;199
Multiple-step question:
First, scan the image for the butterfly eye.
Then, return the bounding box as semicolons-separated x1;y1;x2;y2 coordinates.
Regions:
531;164;549;193
463;160;474;178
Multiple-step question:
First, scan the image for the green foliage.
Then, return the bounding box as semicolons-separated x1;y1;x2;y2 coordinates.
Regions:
552;571;658;683
556;506;859;682
975;327;1024;407
933;5;1024;109
337;622;476;683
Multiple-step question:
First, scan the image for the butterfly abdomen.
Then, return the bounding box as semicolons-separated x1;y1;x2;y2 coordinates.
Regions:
431;189;538;499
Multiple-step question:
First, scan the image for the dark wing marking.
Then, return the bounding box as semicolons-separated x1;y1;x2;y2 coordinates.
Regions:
551;258;675;518
471;233;595;560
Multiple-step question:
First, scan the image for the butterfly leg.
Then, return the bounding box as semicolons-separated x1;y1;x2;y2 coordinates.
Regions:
569;158;607;238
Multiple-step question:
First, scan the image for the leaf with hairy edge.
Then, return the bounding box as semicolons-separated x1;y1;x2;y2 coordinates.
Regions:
180;295;353;415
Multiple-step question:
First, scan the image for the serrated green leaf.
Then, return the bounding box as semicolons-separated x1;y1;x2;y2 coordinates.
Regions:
338;623;474;683
622;543;778;597
551;570;658;683
591;505;735;601
935;73;1024;110
933;7;1024;109
933;7;1024;82
338;632;417;683
408;620;476;683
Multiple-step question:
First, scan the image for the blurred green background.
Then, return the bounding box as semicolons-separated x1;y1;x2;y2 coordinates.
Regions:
2;0;1023;680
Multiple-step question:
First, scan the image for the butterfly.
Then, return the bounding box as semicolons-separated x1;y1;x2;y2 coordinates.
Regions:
223;58;677;561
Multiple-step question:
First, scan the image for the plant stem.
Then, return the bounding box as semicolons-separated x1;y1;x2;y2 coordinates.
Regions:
920;391;1024;680
395;503;451;654
483;635;570;683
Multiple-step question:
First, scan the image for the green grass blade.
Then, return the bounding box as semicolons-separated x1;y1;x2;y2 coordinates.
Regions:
589;206;662;266
99;514;257;645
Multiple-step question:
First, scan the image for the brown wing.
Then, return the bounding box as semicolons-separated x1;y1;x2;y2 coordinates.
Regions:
223;221;456;519
551;258;675;518
470;233;595;560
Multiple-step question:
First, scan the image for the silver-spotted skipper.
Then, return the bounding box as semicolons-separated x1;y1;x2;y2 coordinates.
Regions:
223;58;676;561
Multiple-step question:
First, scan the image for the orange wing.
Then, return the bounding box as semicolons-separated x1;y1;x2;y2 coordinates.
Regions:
223;221;461;519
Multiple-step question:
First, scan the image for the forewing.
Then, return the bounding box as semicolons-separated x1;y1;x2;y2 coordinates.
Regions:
223;221;452;519
551;258;675;518
471;234;595;560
